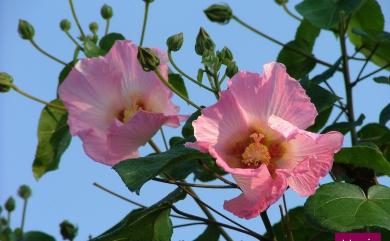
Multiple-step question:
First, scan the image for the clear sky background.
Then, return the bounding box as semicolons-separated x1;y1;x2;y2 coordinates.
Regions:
1;0;390;240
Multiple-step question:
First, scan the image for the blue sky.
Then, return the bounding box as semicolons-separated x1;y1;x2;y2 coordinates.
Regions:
1;0;390;240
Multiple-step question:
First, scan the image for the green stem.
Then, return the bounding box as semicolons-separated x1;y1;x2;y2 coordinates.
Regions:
173;222;205;229
282;195;294;241
168;52;215;93
65;31;83;49
152;177;236;189
7;211;11;227
357;63;390;81
339;18;357;146
154;69;201;110
20;199;28;231
232;15;336;69
281;2;302;21
6;83;66;111
139;1;150;46
68;0;86;39
260;211;276;241
148;139;161;153
159;128;168;150
30;40;66;65
105;19;110;35
351;44;380;87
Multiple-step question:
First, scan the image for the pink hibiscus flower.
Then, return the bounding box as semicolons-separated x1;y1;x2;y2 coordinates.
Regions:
187;62;343;219
59;40;183;166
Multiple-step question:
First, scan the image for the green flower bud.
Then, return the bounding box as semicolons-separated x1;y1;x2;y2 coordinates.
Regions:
204;4;232;24
60;220;78;241
217;47;233;65
89;22;99;33
275;0;288;5
226;61;238;78
4;197;15;212
17;185;32;200
137;47;160;72
18;20;35;40
143;0;154;3
195;27;215;56
0;72;14;93
60;19;71;32
166;32;184;52
100;4;113;20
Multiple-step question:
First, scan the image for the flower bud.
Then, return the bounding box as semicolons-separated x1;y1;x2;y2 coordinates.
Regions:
0;218;7;226
89;22;99;34
195;27;215;56
143;0;154;2
60;19;71;32
217;47;233;65
204;4;232;24
14;228;23;239
60;220;78;241
0;72;14;93
17;185;32;200
137;47;160;72
226;61;238;78
275;0;288;5
100;4;113;20
18;20;35;40
4;197;15;212
166;32;184;52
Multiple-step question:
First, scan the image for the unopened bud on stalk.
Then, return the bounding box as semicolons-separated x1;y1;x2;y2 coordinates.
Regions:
217;47;233;65
17;185;32;200
18;20;35;40
166;32;184;52
100;4;113;20
195;27;215;56
60;220;78;241
204;4;233;24
137;47;160;72
89;22;99;34
0;72;13;93
226;61;238;78
60;19;71;32
5;197;15;212
143;0;154;3
275;0;289;5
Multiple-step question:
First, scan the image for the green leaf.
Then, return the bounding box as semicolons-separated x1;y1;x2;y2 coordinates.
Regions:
264;207;333;241
311;58;342;84
358;123;390;145
182;110;201;138
58;60;77;85
277;20;320;79
168;73;189;99
305;183;390;231
113;146;209;193
348;0;389;69
194;225;220;241
374;76;390;85
33;100;71;179
21;231;56;241
99;33;125;54
92;189;185;241
380;103;390;125
334;146;390;176
301;79;339;113
295;0;363;29
84;39;104;57
322;113;365;134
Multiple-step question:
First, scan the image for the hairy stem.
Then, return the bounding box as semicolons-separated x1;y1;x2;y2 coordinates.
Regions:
139;1;150;46
68;0;86;39
30;40;66;65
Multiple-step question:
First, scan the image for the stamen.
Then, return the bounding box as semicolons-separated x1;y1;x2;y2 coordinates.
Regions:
241;132;271;168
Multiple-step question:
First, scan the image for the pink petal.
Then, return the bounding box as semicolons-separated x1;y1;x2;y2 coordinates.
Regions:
107;110;181;166
105;41;179;115
224;166;288;219
78;128;139;166
190;91;249;153
286;131;343;196
228;62;317;129
59;57;125;135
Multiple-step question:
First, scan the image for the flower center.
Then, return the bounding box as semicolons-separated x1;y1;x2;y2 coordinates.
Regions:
241;133;271;168
117;101;144;123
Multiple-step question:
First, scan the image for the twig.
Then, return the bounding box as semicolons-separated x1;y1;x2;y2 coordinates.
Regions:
159;128;169;151
139;1;150;46
152;177;236;189
260;211;276;241
68;0;86;39
281;2;302;21
30;40;66;65
351;44;379;87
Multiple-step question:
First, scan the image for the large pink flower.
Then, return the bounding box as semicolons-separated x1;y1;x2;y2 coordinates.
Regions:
187;62;343;219
59;40;183;166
